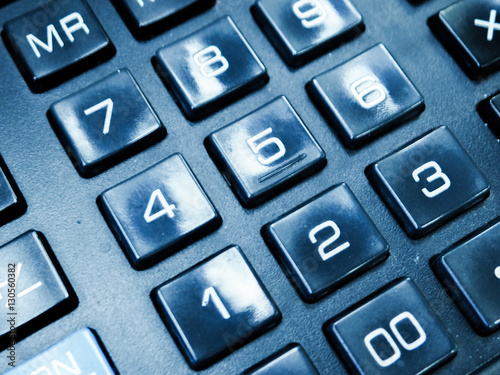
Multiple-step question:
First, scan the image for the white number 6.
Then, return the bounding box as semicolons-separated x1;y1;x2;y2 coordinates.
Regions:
412;161;451;198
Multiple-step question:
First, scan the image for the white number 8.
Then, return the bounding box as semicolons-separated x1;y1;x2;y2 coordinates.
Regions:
412;161;451;198
193;45;229;77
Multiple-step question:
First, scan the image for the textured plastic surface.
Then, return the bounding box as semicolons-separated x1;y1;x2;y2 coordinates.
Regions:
0;0;499;374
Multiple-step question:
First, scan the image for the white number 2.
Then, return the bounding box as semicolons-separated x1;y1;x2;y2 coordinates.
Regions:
202;286;230;319
84;98;113;134
292;0;326;28
309;220;350;261
143;189;176;223
193;46;229;77
247;127;286;165
412;161;451;198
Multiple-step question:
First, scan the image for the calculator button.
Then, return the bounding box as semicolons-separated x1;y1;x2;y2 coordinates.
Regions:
243;343;319;375
152;246;281;370
251;0;363;67
429;0;500;79
366;126;490;239
206;96;326;208
48;69;166;178
155;16;268;121
478;92;500;139
324;278;457;375
431;218;500;335
98;153;221;270
6;328;116;375
0;231;77;350
2;0;115;92
307;44;424;149
0;155;26;226
113;0;215;40
263;183;388;302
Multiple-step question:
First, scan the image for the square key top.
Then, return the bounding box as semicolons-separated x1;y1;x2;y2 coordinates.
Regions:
48;69;166;178
98;153;221;270
263;183;388;302
366;126;490;239
206;96;325;208
324;278;457;375
0;231;77;350
6;328;116;375
2;0;115;92
152;246;281;370
155;16;268;121
113;0;215;40
243;343;319;375
429;0;500;79
431;218;500;335
307;44;424;149
0;155;26;226
478;92;500;139
252;0;364;67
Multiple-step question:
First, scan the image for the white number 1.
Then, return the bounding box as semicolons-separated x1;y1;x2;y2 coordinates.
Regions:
202;286;230;319
84;98;113;134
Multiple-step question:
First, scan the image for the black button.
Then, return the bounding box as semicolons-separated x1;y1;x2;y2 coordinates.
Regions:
471;355;500;375
251;0;364;67
478;92;500;139
98;153;221;270
431;218;500;335
307;44;424;149
324;278;457;375
151;246;281;370
263;183;389;302
2;0;115;92
113;0;215;40
48;69;166;178
366;126;490;238
243;343;319;375
6;328;116;374
206;96;326;207
0;155;26;226
429;0;500;79
0;231;77;350
155;16;268;121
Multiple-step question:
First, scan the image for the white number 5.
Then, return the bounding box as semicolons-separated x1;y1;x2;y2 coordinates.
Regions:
247;127;286;165
412;161;451;198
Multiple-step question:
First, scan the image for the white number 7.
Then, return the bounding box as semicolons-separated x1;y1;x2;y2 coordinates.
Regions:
84;98;114;135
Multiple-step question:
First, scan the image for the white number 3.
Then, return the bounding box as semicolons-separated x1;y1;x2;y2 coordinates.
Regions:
412;161;451;198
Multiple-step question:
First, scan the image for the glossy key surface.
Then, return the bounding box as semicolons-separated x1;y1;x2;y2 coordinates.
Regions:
478;92;500;139
6;328;116;374
2;0;115;92
155;16;268;120
0;155;26;226
243;343;319;375
307;44;424;149
152;246;281;370
432;218;500;335
252;0;363;67
366;126;490;238
324;278;457;375
49;69;165;178
98;153;220;270
0;231;77;350
263;183;388;302
206;96;325;207
429;0;500;79
113;0;215;40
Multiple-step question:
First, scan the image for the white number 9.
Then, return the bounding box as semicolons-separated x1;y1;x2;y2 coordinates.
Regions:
292;0;326;28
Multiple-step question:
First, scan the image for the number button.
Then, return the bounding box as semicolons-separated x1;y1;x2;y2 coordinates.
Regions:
155;16;268;120
0;231;77;350
478;91;500;139
0;155;26;227
307;44;424;149
263;184;388;302
2;0;114;92
48;69;166;178
206;96;326;208
5;328;116;375
432;218;500;335
324;278;457;375
151;246;281;370
366;126;490;238
252;0;364;67
112;0;214;40
98;153;221;270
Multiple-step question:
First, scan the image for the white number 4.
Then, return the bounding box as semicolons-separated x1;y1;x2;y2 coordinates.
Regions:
144;189;176;223
84;98;113;135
